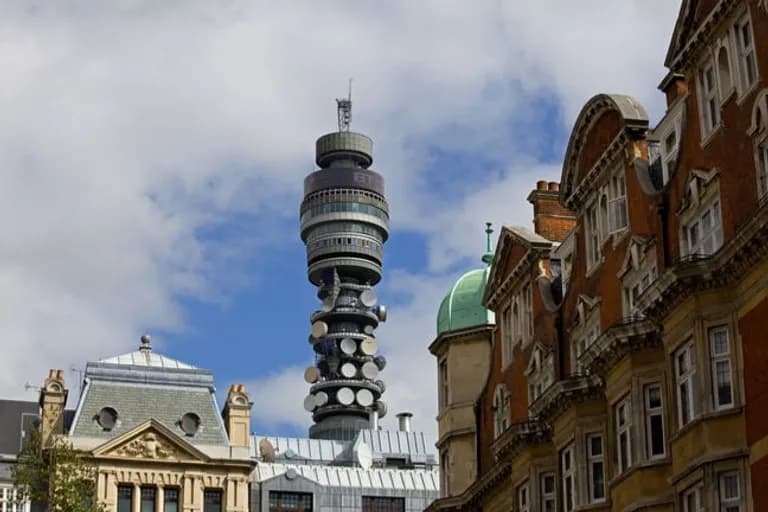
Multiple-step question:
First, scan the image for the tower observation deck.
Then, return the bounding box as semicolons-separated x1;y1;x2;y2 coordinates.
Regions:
300;95;390;440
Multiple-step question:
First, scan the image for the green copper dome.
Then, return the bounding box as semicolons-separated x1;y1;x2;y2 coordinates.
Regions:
436;266;495;335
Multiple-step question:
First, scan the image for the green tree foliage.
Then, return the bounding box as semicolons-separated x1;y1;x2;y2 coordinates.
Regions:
12;429;105;512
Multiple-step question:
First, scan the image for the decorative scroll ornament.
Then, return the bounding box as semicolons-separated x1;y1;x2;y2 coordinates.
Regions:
114;432;176;459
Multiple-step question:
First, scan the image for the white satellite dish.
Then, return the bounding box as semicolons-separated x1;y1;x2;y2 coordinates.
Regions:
321;296;335;312
337;387;354;406
304;366;320;384
360;338;378;356
356;388;374;407
315;391;329;407
311;321;328;339
340;362;357;379
340;338;357;355
359;289;377;308
356;442;373;470
363;324;375;335
303;394;316;412
361;362;379;380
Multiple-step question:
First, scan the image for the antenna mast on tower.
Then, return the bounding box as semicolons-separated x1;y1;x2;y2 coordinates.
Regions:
336;78;353;132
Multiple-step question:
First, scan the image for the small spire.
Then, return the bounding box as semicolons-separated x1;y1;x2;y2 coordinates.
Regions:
139;334;152;353
482;222;494;266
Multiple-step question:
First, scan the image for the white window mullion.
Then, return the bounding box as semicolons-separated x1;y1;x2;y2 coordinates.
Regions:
586;434;605;503
644;384;666;459
676;342;697;427
710;326;734;410
541;473;556;512
719;471;743;512
615;397;632;474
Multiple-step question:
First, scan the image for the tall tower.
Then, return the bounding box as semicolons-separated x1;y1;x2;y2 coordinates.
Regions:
300;92;390;440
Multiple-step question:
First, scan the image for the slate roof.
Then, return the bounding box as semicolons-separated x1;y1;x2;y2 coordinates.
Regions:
0;400;38;456
99;350;197;369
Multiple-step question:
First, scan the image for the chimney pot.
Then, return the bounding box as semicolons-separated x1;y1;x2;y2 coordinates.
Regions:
537;180;548;191
396;412;413;432
548;182;559;192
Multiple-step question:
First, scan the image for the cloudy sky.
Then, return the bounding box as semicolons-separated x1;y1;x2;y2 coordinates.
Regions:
1;0;681;437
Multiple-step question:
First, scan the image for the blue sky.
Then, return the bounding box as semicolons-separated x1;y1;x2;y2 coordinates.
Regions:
0;0;681;437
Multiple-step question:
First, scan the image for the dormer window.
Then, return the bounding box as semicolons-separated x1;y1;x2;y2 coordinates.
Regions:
683;200;722;258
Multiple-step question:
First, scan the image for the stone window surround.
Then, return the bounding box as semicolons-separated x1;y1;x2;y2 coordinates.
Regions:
672;454;749;512
500;281;534;369
677;169;723;260
617;238;658;319
552;417;608;512
571;295;601;376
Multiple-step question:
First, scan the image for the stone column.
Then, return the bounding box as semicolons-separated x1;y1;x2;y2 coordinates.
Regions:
133;483;141;512
155;486;164;512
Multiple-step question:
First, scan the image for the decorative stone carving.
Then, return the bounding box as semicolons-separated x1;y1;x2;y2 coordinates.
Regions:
760;0;768;15
113;432;177;459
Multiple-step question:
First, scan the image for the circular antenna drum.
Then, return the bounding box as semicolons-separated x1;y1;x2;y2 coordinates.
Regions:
315;391;329;407
304;366;320;384
356;388;374;407
360;338;378;355
337;387;354;406
303;394;316;412
361;361;379;380
356;442;373;470
311;321;328;339
360;289;377;308
340;362;357;379
340;338;357;355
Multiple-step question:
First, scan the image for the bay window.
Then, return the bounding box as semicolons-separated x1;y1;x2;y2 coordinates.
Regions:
644;384;666;459
561;444;576;512
709;326;734;410
675;342;697;427
718;471;743;512
586;434;605;503
615;397;632;474
541;473;556;512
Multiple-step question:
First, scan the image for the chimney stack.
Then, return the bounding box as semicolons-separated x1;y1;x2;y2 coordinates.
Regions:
39;369;68;447
223;383;253;448
526;181;575;242
396;412;413;433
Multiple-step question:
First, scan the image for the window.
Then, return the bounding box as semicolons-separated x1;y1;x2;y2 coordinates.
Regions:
0;486;28;512
718;45;733;96
140;487;156;512
719;472;743;512
439;359;449;409
586;434;605;503
644;384;666;459
664;129;679;176
682;484;704;512
164;488;179;512
735;15;758;93
710;326;734;409
517;481;529;512
608;170;629;233
758;137;768;198
683;200;723;257
615;397;632;474
573;325;599;374
585;202;601;269
698;57;721;136
675;342;697;427
540;473;556;512
561;444;576;512
269;492;313;512
117;485;133;512
623;267;657;317
502;304;513;365
203;489;223;512
522;283;533;342
362;496;405;512
528;348;554;405
440;451;450;497
493;386;509;438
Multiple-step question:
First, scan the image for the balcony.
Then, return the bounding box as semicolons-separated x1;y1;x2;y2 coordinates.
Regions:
529;374;603;424
578;317;660;376
491;418;550;462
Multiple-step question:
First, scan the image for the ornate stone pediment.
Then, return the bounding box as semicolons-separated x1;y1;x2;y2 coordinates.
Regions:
93;420;208;463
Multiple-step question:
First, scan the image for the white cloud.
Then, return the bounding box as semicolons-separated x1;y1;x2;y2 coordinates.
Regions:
0;0;681;438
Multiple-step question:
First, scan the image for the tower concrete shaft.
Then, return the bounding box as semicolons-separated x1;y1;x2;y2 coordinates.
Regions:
299;123;390;440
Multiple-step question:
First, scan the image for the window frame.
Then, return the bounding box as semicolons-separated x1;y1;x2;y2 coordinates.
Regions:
361;496;406;512
164;487;180;512
734;13;758;95
608;169;629;234
517;480;530;512
718;471;743;512
502;303;513;366
117;484;133;512
757;132;768;199
683;198;723;258
675;341;697;428
682;484;704;512
644;383;666;460
540;472;556;512
438;359;449;410
269;491;313;512
493;386;509;438
585;201;601;270
560;443;576;512
709;326;735;410
615;396;633;475
698;54;721;139
586;433;606;503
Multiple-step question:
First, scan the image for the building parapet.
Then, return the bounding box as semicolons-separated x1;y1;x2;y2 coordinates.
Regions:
529;374;604;424
578;317;660;376
490;418;550;462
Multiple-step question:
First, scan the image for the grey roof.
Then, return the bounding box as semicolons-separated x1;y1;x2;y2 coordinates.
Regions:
252;435;348;463
503;225;552;246
354;430;437;465
252;462;439;491
0;400;39;456
70;381;228;446
99;350;197;369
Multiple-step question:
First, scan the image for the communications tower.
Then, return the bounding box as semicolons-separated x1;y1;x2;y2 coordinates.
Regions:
299;91;390;440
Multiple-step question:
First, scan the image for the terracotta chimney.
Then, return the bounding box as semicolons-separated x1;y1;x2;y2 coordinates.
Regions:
526;181;575;242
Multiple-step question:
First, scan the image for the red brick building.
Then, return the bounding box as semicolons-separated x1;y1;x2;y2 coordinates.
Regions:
429;1;768;510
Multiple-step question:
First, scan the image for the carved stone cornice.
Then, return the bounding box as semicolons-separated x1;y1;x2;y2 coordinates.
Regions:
490;418;551;462
529;375;604;425
579;318;661;377
666;0;737;71
640;201;768;321
425;461;512;512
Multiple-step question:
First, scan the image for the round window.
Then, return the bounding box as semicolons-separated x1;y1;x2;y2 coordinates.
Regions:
180;413;200;436
97;407;118;431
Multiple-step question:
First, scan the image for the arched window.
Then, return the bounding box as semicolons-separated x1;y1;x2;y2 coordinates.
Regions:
718;45;732;96
751;90;768;198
